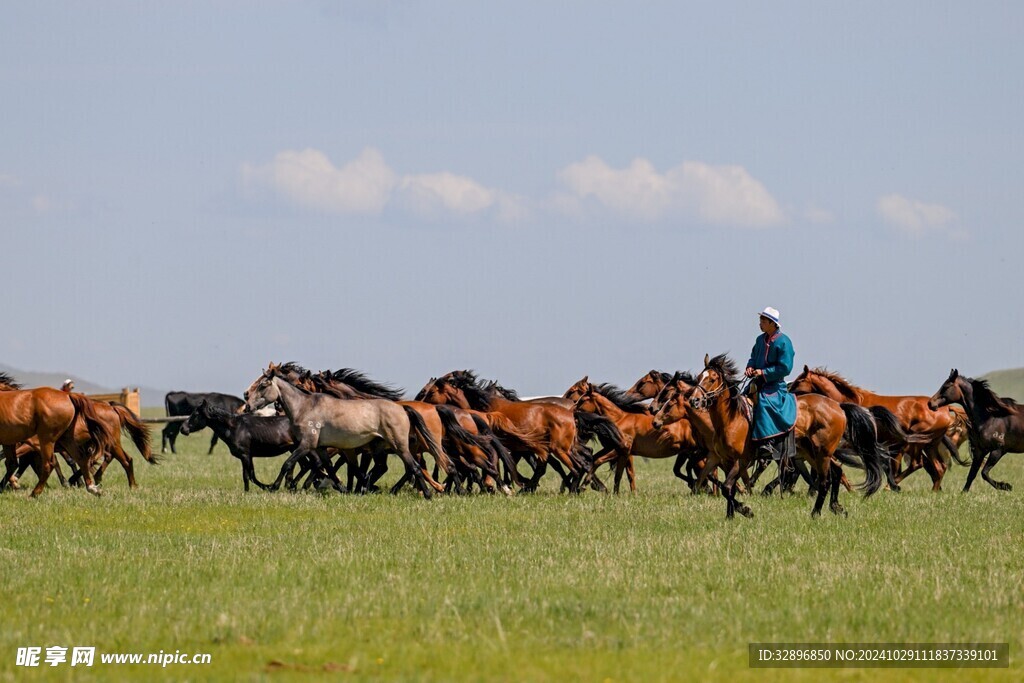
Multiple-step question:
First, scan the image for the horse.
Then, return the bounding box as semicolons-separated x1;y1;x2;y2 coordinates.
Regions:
652;354;886;518
181;399;299;491
789;366;962;491
0;386;114;497
572;383;706;493
244;365;439;497
39;399;155;489
417;372;600;492
163;391;245;454
626;370;675;401
929;369;1024;492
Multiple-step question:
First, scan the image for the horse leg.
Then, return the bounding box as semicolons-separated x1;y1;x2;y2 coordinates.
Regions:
810;461;830;517
828;464;847;517
270;448;310;491
207;432;218;455
962;449;988;493
981;449;1011;491
921;448;944;492
107;442;136;489
524;455;548;493
612;456;625;494
626;454;637;493
28;443;59;498
723;460;752;518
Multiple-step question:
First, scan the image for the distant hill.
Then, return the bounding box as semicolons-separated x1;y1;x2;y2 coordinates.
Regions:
980;368;1024;402
0;363;168;408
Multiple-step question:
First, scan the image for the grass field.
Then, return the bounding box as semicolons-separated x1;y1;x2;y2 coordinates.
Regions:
1;420;1022;682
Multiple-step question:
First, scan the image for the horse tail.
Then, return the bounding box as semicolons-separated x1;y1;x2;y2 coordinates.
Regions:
941;433;970;466
839;402;885;496
574;411;624;452
403;405;453;475
67;393;116;460
436;406;503;477
111;402;157;464
470;414;520;486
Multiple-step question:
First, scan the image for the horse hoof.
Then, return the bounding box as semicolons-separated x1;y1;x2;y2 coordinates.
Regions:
998;482;1013;491
831;505;847;517
811;509;822;518
86;485;102;497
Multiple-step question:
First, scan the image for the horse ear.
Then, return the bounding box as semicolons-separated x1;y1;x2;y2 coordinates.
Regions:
803;364;809;373
703;353;710;367
582;375;588;383
952;369;959;378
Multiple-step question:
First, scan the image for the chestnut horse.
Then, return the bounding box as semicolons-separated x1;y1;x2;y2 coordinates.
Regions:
573;383;706;493
652;354;886;518
626;370;675;402
929;369;1024;492
789;367;962;491
0;385;113;497
418;372;599;492
23;400;155;489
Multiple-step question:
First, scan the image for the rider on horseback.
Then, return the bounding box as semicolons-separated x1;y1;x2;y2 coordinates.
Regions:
744;307;797;464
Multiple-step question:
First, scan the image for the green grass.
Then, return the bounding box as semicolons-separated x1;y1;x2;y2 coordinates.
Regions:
1;425;1022;682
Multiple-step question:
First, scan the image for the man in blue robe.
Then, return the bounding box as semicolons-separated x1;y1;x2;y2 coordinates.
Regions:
744;307;797;462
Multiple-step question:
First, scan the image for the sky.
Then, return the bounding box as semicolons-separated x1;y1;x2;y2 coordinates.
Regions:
1;1;1022;398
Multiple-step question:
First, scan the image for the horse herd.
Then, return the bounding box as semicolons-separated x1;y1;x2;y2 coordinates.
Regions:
1;359;1020;519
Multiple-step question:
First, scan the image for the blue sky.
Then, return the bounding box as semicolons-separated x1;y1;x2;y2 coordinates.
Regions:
2;1;1022;397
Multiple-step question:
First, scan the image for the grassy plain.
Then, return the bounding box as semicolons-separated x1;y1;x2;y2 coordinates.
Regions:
0;420;1022;682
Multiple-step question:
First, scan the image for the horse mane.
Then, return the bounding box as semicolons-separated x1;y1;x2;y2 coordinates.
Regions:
967;377;1018;416
809;367;861;402
594;383;649;413
483;380;520;401
707;354;741;387
674;370;698;386
0;371;23;390
413;378;435;402
329;368;405;401
445;372;492;410
200;402;237;424
278;361;309;376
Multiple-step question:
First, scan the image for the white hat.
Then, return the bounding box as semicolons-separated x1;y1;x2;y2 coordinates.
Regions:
759;307;781;325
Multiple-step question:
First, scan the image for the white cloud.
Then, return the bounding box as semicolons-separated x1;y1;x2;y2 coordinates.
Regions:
399;172;496;214
242;148;526;222
241;147;397;214
557;155;785;227
877;193;959;238
0;174;20;189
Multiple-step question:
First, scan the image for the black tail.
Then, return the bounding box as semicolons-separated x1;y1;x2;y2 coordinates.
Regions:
942;433;970;466
575;411;624;452
435;406;509;487
403;406;453;475
840;403;885;496
468;413;519;486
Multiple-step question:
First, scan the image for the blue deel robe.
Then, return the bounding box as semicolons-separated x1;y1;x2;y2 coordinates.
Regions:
746;331;797;440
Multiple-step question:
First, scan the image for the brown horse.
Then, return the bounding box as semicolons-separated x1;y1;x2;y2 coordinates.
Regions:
573;384;705;493
18;400;155;489
653;354;886;518
789;366;961;491
626;370;675;401
418;372;593;492
0;386;114;497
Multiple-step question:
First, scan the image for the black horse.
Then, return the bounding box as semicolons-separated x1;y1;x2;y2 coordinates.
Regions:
180;400;298;491
163;391;245;454
929;370;1024;492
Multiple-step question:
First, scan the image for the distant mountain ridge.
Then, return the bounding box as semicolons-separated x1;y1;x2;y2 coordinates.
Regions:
0;363;168;408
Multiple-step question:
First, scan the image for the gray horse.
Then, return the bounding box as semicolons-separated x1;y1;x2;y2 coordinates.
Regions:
244;366;435;498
